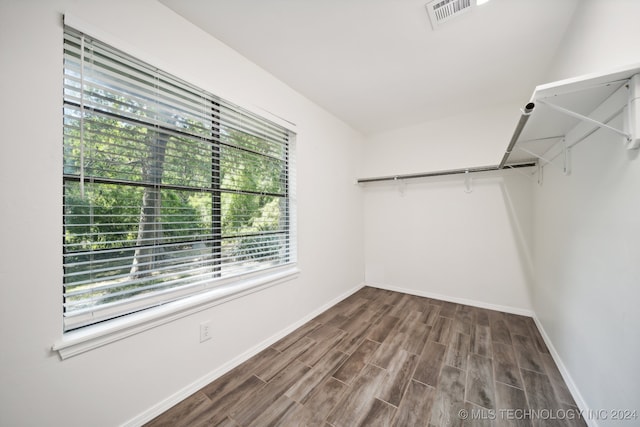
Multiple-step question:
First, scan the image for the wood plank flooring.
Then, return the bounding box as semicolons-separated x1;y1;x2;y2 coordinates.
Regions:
146;287;586;427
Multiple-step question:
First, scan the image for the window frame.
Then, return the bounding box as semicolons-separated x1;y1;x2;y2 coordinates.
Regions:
55;24;298;357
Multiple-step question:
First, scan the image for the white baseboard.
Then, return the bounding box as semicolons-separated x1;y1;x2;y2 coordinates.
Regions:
122;282;366;427
364;281;534;317
531;316;597;427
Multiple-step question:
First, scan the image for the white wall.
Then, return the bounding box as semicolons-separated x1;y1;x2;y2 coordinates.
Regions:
546;0;640;82
0;1;364;426
362;104;534;313
532;0;640;422
362;103;523;177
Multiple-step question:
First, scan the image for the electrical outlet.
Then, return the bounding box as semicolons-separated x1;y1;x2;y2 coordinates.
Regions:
200;321;212;343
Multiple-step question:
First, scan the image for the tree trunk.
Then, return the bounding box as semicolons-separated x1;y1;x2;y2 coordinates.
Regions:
130;131;169;278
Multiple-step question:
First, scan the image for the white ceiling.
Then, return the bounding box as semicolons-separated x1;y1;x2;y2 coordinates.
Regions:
160;0;579;134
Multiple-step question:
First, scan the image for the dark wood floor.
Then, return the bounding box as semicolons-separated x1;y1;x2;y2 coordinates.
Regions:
146;287;586;427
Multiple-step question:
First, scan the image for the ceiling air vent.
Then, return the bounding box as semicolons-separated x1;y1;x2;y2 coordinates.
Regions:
426;0;472;29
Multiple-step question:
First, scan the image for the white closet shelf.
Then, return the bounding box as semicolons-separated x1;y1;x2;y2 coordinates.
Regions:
502;63;640;168
357;63;640;185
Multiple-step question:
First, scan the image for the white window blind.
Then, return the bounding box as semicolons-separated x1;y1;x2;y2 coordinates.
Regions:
62;27;295;331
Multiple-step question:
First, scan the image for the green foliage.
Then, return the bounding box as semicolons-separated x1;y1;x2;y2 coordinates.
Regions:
160;190;211;242
64;107;287;291
220;130;285;238
64;181;141;251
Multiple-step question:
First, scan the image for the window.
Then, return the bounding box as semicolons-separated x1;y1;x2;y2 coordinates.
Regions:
62;27;295;332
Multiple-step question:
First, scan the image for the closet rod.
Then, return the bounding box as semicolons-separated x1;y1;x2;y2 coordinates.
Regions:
499;102;535;168
357;161;536;184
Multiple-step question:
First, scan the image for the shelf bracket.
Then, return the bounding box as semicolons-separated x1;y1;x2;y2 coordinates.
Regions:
563;140;572;176
537;98;632;143
517;146;565;172
394;176;407;196
517;141;571;176
464;170;472;193
505;162;538;180
537;162;543;186
627;74;640;149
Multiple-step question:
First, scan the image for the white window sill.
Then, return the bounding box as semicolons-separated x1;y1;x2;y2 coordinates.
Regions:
52;265;300;360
